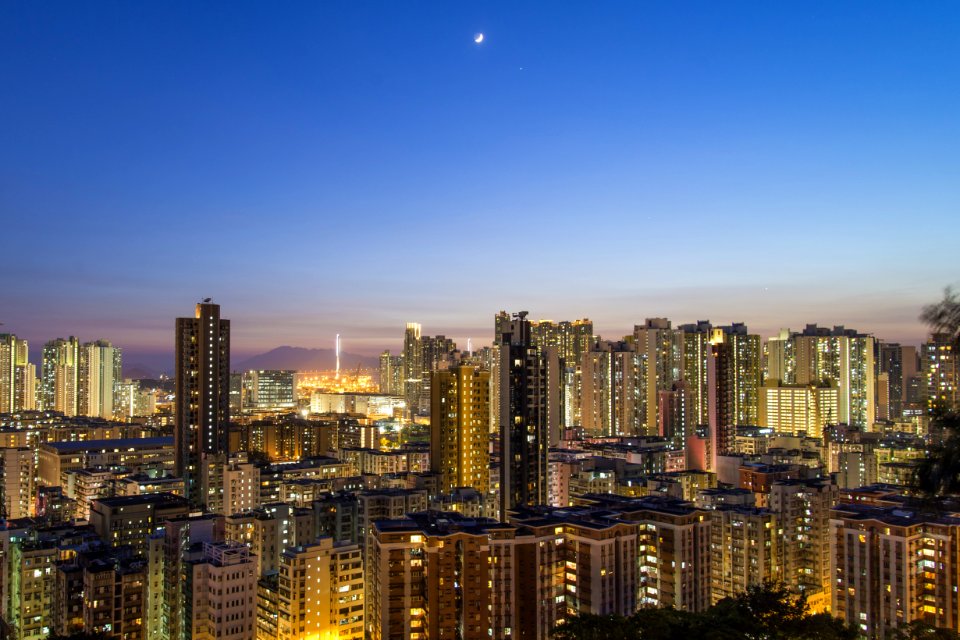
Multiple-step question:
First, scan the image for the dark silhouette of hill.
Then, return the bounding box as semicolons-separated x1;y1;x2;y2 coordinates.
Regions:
235;346;378;372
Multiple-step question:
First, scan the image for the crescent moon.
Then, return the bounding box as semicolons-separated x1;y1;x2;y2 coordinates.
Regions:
474;33;484;44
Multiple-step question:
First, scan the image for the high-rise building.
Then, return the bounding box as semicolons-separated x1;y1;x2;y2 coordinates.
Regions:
830;503;960;637
877;341;904;420
765;328;797;385
242;370;296;411
529;318;593;368
115;378;158;418
401;323;457;416
78;339;122;419
41;336;80;415
679;321;713;429
175;301;231;509
769;479;838;607
633;318;684;435
711;323;762;428
82;556;148;640
378;350;403;395
901;345;920;407
0;334;34;413
430;364;491;494
708;506;780;604
793;325;875;428
922;333;958;412
529;318;592;429
706;324;762;460
278;539;364;640
0;447;35;518
499;311;559;518
759;382;839;438
580;340;641;437
367;513;523;640
579;495;713;613
657;381;691;446
185;542;257;640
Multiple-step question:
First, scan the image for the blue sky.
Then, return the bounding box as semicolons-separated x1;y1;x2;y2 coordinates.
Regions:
2;2;958;365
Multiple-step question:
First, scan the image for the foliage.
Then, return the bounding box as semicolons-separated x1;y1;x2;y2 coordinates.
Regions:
912;289;960;502
921;288;960;344
552;582;857;640
245;449;271;465
913;410;960;499
887;621;960;640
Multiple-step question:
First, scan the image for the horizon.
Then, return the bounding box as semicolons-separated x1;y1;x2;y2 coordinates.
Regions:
10;298;943;376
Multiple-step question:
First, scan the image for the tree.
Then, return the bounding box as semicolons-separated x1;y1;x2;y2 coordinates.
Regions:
912;289;960;503
888;621;960;640
921;288;960;344
552;582;857;640
705;582;856;640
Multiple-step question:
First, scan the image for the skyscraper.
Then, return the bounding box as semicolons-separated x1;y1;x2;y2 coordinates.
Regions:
430;364;491;494
922;333;958;412
400;323;457;416
793;325;875;428
0;334;33;413
633;318;684;435
378;350;403;395
41;337;80;415
580;340;640;437
78;340;121;419
499;311;559;518
401;323;423;412
877;341;904;420
679;320;713;429
175;301;230;509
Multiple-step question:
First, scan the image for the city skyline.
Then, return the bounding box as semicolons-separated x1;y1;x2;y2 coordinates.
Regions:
3;2;959;363
0;296;948;373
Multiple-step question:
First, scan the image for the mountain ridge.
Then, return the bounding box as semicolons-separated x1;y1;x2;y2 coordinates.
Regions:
234;345;379;372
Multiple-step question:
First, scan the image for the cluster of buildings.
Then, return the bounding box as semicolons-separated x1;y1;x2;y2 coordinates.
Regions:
0;303;957;639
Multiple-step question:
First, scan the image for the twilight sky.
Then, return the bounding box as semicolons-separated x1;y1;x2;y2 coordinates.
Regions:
2;2;959;368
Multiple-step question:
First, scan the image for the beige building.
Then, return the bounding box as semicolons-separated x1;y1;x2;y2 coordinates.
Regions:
41;337;80;415
768;479;838;608
582;495;712;613
38;436;175;488
708;506;780;603
793;326;875;428
430;365;490;495
831;504;960;636
923;333;959;411
278;539;363;640
760;382;839;438
89;493;191;557
366;512;526;640
77;340;122;419
185;542;257;640
225;503;313;577
633;319;684;435
0;334;34;413
0;447;35;518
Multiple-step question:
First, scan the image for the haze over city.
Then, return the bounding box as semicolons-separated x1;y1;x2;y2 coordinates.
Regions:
3;1;959;368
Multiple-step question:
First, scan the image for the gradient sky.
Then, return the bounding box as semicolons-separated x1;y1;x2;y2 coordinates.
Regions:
2;2;959;369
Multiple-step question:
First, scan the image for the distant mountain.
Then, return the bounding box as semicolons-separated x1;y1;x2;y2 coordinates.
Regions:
124;364;163;380
123;352;174;379
235;346;379;372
